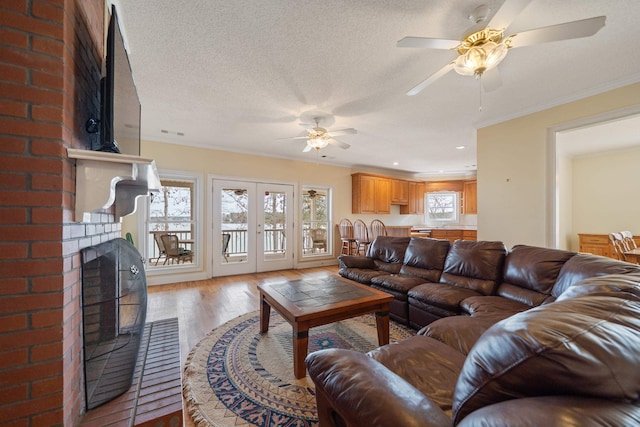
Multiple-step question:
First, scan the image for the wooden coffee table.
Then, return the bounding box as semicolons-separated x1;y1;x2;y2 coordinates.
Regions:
257;276;394;379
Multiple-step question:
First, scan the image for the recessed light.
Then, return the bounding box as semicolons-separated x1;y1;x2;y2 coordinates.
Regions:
160;129;185;136
393;162;399;166
456;145;465;150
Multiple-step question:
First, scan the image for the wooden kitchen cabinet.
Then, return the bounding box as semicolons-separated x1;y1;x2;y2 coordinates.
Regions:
430;229;476;243
430;229;463;243
352;173;391;214
463;180;477;214
391;179;409;205
462;230;477;240
400;181;425;215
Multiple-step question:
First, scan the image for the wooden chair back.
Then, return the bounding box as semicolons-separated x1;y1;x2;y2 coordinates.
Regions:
620;230;637;251
353;219;370;255
369;219;388;239
338;218;354;239
608;232;626;261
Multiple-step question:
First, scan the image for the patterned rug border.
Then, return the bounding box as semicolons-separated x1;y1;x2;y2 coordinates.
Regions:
183;311;414;426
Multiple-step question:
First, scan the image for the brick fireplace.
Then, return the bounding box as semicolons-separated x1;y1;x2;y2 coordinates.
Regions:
0;1;115;425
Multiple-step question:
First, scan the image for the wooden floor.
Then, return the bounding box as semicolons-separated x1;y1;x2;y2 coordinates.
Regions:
145;266;339;426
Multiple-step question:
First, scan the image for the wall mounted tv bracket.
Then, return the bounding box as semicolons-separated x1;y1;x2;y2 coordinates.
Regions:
86;117;100;134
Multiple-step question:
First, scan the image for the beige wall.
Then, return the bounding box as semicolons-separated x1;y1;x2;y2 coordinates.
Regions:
570;147;640;251
477;82;640;249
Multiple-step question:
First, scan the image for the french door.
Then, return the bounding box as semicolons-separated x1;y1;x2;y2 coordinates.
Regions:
212;179;294;276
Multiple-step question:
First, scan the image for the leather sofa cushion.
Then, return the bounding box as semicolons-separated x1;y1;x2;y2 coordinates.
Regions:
373;259;403;273
403;237;450;271
408;283;482;312
399;264;442;283
452;293;640;424
368;335;466;413
418;313;507;355
338;255;375;269
460;295;530;316
501;245;576;295
366;236;411;263
494;282;552;308
339;268;388;284
440;240;507;296
556;273;640;301
553;253;640;297
371;273;427;294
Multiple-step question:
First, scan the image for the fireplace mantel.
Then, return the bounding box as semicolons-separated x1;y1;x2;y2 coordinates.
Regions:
68;148;161;222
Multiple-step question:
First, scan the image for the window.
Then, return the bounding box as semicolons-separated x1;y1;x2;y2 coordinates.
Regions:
301;187;331;257
425;191;459;223
146;175;198;268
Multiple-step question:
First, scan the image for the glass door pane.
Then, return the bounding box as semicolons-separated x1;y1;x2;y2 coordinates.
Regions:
221;187;249;264
257;183;293;272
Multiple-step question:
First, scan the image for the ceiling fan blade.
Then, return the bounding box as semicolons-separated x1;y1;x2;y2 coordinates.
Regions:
487;0;533;31
507;16;606;48
328;138;350;149
276;136;308;141
329;128;357;136
481;67;502;92
302;144;313;153
407;62;455;96
397;37;460;49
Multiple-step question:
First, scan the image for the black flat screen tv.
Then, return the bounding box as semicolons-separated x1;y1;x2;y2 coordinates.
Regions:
98;5;141;155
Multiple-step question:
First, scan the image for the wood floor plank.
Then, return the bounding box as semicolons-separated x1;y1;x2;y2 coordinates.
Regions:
145;266;339;426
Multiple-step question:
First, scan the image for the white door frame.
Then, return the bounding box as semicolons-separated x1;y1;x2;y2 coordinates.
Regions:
211;177;295;277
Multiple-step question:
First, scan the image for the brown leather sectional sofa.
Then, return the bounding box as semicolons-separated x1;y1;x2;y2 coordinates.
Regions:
338;236;639;332
306;236;640;426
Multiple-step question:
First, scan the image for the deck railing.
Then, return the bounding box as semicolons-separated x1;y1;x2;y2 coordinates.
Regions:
148;225;329;264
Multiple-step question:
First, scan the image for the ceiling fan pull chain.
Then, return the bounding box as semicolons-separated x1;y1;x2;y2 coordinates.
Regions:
478;75;483;112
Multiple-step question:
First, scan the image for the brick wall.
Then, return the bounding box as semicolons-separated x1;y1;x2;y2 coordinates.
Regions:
0;1;120;425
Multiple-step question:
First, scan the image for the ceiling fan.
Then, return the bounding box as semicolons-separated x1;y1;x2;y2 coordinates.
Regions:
398;0;606;95
279;117;356;153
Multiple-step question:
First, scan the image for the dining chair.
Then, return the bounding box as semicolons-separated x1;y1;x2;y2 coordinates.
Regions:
619;230;639;264
620;230;637;251
608;232;627;261
353;219;370;256
161;234;193;264
310;228;327;253
338;218;356;255
369;219;388;240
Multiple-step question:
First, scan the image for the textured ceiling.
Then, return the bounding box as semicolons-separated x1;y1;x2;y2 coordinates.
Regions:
110;0;640;177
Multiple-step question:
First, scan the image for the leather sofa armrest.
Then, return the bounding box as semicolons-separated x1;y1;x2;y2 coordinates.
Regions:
306;349;451;427
338;255;375;269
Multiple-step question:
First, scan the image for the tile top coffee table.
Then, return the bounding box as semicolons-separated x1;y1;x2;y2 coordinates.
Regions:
257;275;394;379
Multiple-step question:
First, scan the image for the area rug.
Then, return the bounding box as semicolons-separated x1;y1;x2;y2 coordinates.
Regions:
183;311;414;426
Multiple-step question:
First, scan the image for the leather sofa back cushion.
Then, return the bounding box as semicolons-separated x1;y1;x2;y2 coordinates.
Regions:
440;240;507;295
494;282;550;307
501;245;575;294
403;237;450;270
553;253;640;297
366;236;410;263
452;294;640;424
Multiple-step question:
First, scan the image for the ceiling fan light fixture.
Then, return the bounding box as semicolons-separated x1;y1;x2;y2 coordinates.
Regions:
454;41;508;77
307;136;329;150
